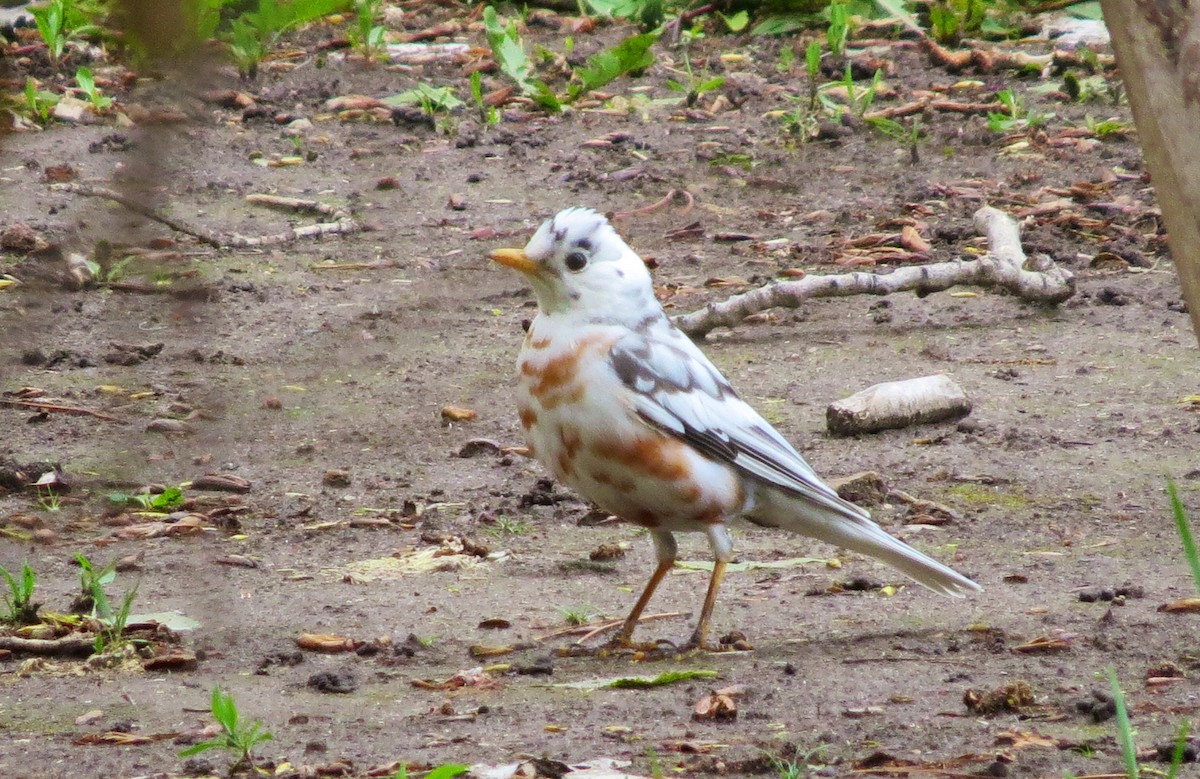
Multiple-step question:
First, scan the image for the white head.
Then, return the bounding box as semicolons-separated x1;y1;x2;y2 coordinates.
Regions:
489;208;660;323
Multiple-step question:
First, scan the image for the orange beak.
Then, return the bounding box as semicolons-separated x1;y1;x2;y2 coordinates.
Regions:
489;247;541;276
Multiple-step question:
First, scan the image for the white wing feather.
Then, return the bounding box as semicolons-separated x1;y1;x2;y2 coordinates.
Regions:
609;330;868;521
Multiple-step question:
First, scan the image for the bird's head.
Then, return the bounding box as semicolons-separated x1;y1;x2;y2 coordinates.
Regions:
489;208;659;321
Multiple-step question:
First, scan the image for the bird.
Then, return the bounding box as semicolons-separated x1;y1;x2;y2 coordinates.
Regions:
489;207;980;650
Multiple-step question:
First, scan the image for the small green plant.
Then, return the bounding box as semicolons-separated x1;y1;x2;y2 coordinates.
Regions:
928;0;985;44
483;6;559;111
867;115;923;164
36;485;63;512
224;0;348;78
987;88;1052;133
666;50;725;108
0;562;39;625
28;0;98;65
583;0;664;30
350;0;387;64
107;486;186;512
1084;115;1133;140
841;65;882;117
483;6;657;112
567;28;660;103
75;552;117;619
646;745;663;779
711;152;755;171
805;39;821;111
73;66;113;111
385;83;463;132
95;582;138;653
768;744;828;779
557;604;599;625
776;43;794;74
24;77;60;124
469;71;500;127
486;515;531;537
74;552;139;651
179;687;274;772
825;0;849;60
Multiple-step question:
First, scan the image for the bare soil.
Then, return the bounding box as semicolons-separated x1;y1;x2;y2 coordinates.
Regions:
2;9;1199;779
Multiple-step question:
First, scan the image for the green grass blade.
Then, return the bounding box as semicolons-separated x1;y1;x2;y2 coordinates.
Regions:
1167;477;1200;596
1166;717;1191;779
1106;667;1139;779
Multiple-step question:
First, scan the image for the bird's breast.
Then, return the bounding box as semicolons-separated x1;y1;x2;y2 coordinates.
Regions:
514;323;746;532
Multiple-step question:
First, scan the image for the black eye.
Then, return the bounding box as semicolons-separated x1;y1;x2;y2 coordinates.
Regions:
565;251;588;271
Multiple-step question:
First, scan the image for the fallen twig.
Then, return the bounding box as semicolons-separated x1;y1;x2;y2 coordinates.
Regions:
245;193;349;220
0;398;123;422
0;634;96;657
50;183;224;247
613;189;694;221
50;184;367;249
674;206;1075;339
532;611;688;644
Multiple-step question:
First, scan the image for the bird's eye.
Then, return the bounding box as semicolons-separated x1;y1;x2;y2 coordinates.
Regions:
565;251;588;271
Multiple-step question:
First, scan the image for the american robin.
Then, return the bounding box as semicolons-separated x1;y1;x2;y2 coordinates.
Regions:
490;208;979;650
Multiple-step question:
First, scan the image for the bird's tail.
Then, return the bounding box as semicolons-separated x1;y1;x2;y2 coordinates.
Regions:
748;490;980;597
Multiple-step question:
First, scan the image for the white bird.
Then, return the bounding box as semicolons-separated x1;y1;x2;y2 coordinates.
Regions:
490;207;979;650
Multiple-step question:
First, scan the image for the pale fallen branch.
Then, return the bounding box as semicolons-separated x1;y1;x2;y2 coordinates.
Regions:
50;183;224;247
673;206;1075;339
49;184;367;249
0;398;123;422
0;634;96;657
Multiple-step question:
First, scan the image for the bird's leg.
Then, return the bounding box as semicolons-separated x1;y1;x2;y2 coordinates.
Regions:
684;524;734;651
611;530;677;647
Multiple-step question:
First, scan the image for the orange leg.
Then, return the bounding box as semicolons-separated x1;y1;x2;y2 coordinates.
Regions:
613;529;677;645
684;559;727;650
614;560;673;644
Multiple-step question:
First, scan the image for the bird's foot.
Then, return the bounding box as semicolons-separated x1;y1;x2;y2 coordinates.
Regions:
680;630;754;654
559;636;661;658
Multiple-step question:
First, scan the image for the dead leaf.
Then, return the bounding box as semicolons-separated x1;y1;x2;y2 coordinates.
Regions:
1158;598;1200;613
296;633;363;653
324;95;387;111
692;689;737;721
441;406;477;422
994;729;1067;750
142;651;199;671
478;618;512;630
1012;631;1074;653
899;224;931;252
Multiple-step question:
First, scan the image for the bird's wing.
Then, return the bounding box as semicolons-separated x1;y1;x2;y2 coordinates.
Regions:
609;330;866;519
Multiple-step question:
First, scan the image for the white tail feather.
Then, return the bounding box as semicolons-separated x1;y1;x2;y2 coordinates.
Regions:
750;491;980;597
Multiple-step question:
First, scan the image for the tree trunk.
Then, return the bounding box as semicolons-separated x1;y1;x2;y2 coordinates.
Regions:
1101;1;1200;344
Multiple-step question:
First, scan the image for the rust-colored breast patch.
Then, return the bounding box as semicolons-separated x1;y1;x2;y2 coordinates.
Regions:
592;434;691;483
518;406;538;430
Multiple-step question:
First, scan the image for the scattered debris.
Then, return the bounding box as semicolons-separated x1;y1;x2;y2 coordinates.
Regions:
964;681;1035;715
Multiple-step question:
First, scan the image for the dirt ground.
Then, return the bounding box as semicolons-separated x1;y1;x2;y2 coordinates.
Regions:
2;7;1199;779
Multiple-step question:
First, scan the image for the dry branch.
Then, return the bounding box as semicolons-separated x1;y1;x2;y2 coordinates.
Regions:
50;183;224;247
673;206;1075;339
50;184;366;249
0;634;96;657
0;398;123;422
